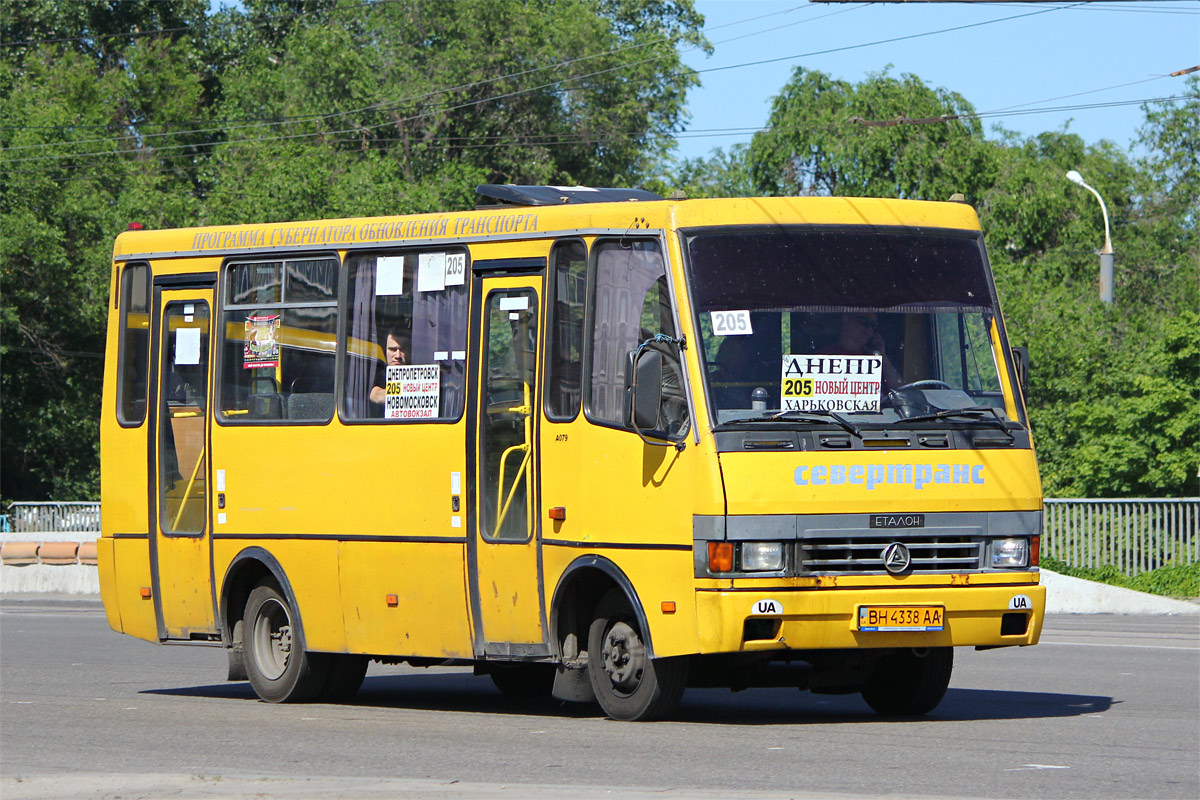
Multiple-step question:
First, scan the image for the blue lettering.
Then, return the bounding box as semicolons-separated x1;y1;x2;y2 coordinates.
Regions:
914;465;933;490
972;464;985;484
812;466;828;486
849;465;864;485
794;466;809;486
866;465;885;490
830;465;846;485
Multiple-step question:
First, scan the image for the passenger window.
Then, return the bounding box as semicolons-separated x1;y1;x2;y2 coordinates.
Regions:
545;240;587;420
217;258;339;423
117;263;151;425
341;250;468;422
588;240;687;436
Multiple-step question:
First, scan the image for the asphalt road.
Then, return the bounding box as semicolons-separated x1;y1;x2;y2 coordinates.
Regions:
1;598;1197;800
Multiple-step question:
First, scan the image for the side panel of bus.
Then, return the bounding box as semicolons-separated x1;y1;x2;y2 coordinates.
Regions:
535;235;725;660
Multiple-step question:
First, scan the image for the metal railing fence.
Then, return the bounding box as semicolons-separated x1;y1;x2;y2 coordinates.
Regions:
7;502;102;536
4;499;1197;575
1043;498;1199;575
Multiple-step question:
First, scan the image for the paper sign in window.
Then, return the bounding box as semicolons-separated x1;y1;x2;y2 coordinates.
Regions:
385;364;441;420
175;327;201;365
780;354;883;413
417;252;446;292
499;296;529;311
376;256;405;295
445;253;466;286
243;315;280;369
710;310;752;335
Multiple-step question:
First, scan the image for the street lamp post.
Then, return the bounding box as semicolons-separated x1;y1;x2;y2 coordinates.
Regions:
1066;169;1115;304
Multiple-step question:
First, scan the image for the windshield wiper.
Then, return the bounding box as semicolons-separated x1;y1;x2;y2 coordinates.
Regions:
718;410;862;438
770;408;863;439
892;406;1013;435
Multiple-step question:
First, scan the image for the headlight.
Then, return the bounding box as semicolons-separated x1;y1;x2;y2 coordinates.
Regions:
991;538;1029;568
741;542;785;571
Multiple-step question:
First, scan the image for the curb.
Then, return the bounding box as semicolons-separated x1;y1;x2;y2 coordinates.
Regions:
2;556;1196;614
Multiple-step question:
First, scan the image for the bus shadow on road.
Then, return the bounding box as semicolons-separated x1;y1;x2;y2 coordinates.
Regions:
142;671;1113;723
673;686;1114;724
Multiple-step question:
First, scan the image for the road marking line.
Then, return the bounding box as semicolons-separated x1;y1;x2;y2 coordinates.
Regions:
1006;764;1071;771
1042;642;1198;651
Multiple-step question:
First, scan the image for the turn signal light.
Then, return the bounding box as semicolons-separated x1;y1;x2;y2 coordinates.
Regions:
139;586;152;598
708;541;734;573
1031;535;1040;567
661;601;676;614
385;594;398;607
548;507;566;521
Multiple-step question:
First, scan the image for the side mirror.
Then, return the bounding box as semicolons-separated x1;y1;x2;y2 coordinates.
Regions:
1011;346;1030;399
625;348;664;433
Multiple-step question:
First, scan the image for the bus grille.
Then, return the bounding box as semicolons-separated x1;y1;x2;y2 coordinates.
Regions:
798;535;982;574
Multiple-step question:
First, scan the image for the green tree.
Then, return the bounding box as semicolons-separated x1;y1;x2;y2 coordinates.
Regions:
747;67;993;202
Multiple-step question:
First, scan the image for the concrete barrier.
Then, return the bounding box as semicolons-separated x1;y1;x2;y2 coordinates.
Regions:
1;540;102;594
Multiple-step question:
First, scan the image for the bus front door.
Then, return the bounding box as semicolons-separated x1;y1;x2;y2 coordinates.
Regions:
150;287;217;640
469;277;548;656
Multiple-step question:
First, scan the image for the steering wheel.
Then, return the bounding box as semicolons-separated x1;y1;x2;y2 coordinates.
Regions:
893;380;952;392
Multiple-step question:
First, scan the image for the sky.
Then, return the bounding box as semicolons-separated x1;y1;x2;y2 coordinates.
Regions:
673;1;1200;162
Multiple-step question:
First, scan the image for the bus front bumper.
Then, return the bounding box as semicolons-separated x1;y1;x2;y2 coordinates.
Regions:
695;581;1045;653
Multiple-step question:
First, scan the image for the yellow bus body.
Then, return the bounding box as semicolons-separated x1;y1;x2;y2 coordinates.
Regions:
100;189;1044;719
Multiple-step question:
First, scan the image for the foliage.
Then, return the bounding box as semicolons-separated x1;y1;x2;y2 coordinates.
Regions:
0;0;706;502
746;67;993;203
1041;557;1200;599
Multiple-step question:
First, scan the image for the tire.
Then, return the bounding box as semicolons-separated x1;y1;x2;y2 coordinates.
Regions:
860;647;953;716
489;663;556;698
317;654;369;702
587;589;687;721
242;583;329;703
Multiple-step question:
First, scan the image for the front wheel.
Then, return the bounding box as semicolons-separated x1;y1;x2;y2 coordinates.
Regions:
860;647;953;716
587;589;687;721
243;583;329;703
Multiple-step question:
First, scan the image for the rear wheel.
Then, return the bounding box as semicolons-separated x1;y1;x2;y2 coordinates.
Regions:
860;647;953;716
243;583;329;703
587;589;687;721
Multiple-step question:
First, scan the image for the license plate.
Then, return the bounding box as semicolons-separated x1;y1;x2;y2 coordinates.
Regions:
857;605;944;632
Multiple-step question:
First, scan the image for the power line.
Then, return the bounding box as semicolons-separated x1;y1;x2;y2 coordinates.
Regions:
2;3;810;145
5;93;1191;182
0;1;1089;164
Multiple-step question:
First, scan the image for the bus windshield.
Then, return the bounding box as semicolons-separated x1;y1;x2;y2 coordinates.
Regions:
684;227;1020;428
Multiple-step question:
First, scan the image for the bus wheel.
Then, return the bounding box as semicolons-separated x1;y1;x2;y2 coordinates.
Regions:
860;647;953;716
587;589;687;721
318;654;369;702
243;583;329;703
489;663;555;698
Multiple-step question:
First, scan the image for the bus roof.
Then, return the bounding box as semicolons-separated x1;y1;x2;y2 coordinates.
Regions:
112;190;982;262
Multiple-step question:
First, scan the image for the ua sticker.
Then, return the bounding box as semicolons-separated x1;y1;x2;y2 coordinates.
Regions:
1009;594;1032;610
751;599;782;616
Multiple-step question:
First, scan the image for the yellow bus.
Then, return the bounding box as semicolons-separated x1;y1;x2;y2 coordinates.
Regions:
99;185;1045;720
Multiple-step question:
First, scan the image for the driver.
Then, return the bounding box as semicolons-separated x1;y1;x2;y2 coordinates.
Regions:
829;312;902;391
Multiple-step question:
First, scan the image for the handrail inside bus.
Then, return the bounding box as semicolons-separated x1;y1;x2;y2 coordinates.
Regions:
171;440;206;532
493;382;533;538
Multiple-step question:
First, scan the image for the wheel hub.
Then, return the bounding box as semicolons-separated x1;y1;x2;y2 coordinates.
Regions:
602;621;645;695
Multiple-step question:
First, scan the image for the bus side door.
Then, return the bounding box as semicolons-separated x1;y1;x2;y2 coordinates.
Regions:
150;284;218;639
468;275;548;655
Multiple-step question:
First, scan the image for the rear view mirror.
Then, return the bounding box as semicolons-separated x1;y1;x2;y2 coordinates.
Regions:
626;348;664;432
1011;346;1030;399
